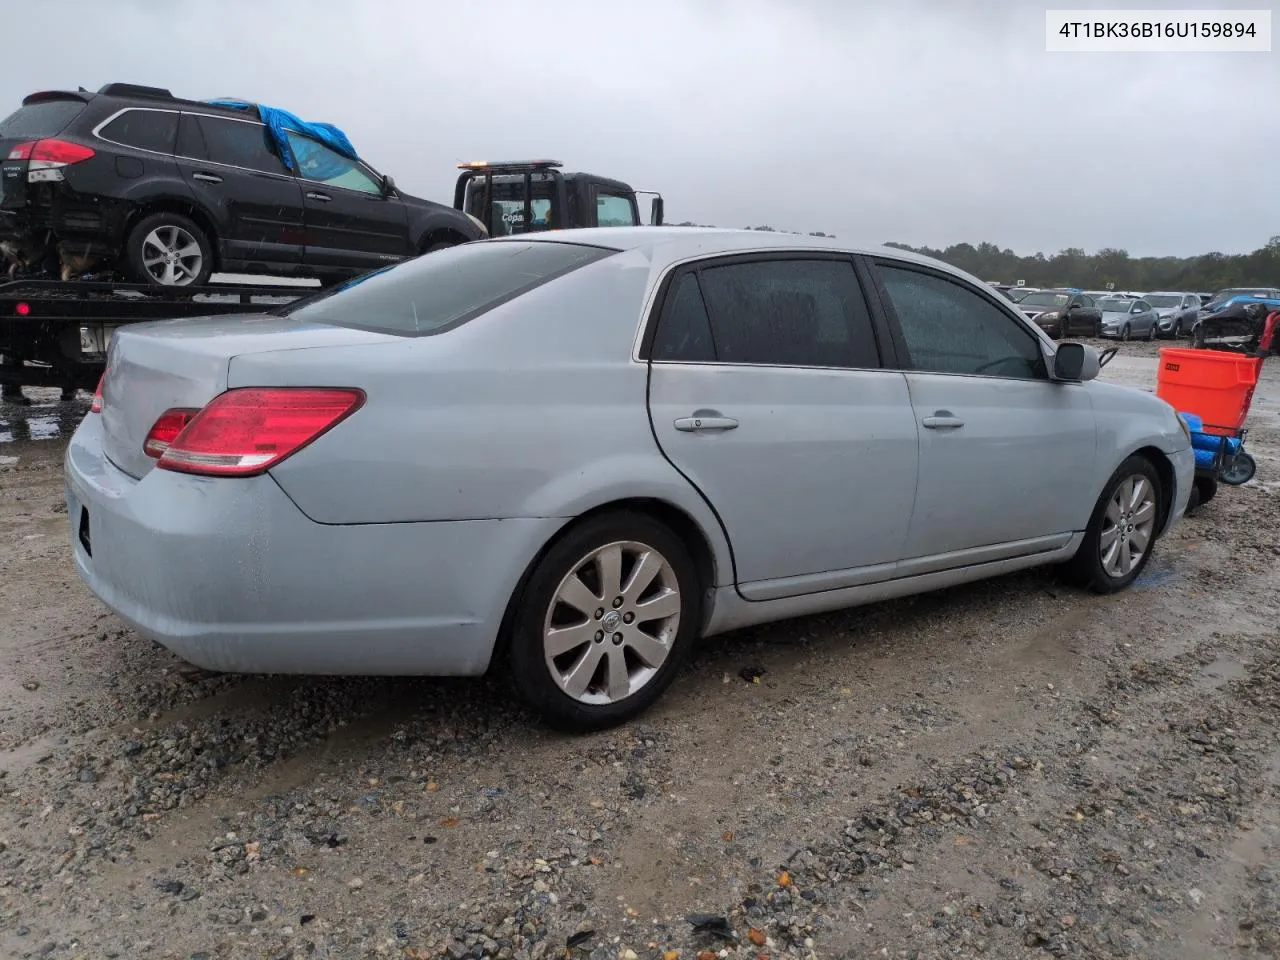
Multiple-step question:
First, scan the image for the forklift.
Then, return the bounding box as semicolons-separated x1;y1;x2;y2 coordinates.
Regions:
453;160;663;238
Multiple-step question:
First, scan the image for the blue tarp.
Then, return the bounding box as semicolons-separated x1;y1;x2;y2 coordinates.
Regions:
204;99;359;175
1178;411;1243;470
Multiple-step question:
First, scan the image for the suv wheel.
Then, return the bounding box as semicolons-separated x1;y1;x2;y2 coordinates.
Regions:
125;213;213;287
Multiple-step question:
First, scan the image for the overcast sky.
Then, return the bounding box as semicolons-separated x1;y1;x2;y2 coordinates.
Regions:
4;0;1275;258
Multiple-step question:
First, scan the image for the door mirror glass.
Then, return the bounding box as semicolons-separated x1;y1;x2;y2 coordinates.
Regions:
650;196;664;226
1053;341;1099;381
382;174;396;195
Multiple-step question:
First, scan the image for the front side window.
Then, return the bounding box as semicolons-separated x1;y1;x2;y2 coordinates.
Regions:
178;114;289;175
281;240;616;336
596;193;637;227
691;258;880;368
285;131;380;194
99;109;178;154
876;264;1046;380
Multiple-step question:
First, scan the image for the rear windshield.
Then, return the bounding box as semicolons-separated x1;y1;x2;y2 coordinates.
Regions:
0;99;86;139
281;240;617;336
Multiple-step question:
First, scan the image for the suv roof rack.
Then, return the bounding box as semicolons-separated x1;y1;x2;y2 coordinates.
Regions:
97;83;174;100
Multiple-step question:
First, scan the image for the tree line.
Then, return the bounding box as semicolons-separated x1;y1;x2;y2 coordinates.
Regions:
882;237;1280;291
672;223;1280;292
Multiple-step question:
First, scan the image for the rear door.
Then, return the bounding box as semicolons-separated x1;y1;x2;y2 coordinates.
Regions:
867;258;1098;563
282;130;412;271
645;253;920;600
173;111;305;265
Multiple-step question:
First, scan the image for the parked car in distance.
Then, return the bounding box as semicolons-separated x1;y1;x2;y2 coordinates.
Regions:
1142;291;1201;338
0;83;486;288
1014;288;1103;339
65;228;1195;730
1099;297;1160;340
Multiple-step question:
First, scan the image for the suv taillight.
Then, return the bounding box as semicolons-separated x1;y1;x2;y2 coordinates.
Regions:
153;387;365;477
9;138;96;182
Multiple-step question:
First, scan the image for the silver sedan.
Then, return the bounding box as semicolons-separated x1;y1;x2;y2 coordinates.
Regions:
65;228;1195;729
1100;297;1161;341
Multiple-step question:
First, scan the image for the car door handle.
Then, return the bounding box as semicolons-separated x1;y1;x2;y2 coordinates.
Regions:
306;191;332;202
674;415;739;432
922;413;964;429
191;172;222;183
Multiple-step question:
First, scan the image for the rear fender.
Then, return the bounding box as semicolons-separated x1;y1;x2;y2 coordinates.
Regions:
512;452;736;589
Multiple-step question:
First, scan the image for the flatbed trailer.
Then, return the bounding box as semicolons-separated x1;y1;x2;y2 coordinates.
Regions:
0;278;310;396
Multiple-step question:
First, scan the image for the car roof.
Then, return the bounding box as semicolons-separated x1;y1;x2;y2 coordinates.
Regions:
488;226;966;274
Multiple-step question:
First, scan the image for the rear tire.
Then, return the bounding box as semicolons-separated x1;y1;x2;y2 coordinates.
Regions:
506;512;701;731
1062;455;1163;594
125;213;213;287
1147;322;1156;341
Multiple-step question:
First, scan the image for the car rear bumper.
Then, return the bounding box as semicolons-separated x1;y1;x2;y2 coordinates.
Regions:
64;414;562;677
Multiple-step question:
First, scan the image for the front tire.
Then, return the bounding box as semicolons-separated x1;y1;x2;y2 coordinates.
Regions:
124;213;213;287
1062;455;1162;594
507;512;701;731
1120;324;1131;342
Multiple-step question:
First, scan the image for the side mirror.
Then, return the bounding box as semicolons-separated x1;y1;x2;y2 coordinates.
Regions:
381;174;396;196
649;196;664;226
1053;341;1099;382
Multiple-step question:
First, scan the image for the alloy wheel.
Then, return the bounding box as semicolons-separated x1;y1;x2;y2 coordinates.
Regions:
542;540;682;705
141;225;203;286
1099;475;1156;578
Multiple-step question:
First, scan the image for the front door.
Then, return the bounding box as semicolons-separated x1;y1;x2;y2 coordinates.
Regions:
174;112;305;265
645;254;920;600
283;131;413;272
868;259;1098;561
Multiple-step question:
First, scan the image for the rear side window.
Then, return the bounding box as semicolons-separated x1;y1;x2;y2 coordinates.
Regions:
693;258;880;368
177;114;288;175
0;100;86;139
284;241;617;336
652;273;716;362
98;109;178;154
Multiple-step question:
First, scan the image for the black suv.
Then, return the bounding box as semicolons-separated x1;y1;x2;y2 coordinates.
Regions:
0;83;485;287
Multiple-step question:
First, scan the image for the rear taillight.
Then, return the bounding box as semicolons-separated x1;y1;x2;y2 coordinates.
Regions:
89;371;105;414
10;138;95;183
143;408;197;458
154;387;365;477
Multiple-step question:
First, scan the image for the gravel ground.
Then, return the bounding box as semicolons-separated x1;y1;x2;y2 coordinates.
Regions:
1;338;1277;960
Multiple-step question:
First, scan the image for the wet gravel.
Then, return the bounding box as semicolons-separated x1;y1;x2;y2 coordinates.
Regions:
1;342;1277;959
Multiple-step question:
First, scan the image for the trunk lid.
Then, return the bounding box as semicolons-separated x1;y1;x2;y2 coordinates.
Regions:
100;312;398;479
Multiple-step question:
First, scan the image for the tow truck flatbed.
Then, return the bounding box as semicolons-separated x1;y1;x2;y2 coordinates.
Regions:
1;278;311;391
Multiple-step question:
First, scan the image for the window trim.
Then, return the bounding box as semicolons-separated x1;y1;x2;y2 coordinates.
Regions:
638;250;888;371
171;110;296;179
91;106;181;156
864;256;1053;382
281;128;385;197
